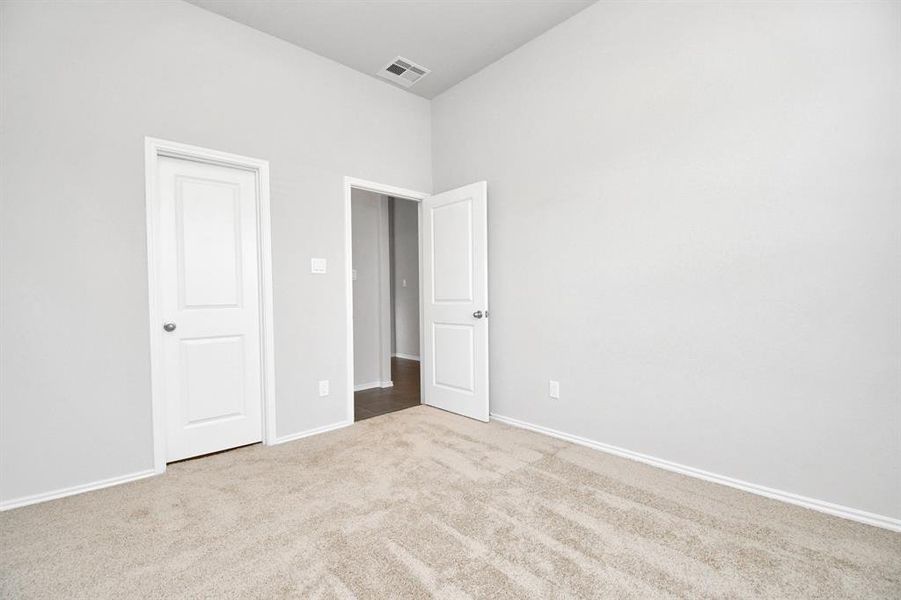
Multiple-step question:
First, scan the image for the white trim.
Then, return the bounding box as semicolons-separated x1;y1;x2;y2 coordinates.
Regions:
353;380;395;392
491;413;901;533
377;196;393;387
417;198;425;406
345;177;429;424
0;469;157;512
145;137;277;475
354;381;380;392
271;420;353;445
392;352;420;361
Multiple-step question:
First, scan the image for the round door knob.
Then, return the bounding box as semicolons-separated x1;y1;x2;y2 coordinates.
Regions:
472;311;484;319
163;322;176;332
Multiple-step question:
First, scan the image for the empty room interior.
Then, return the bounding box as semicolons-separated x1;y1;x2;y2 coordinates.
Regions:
0;1;899;598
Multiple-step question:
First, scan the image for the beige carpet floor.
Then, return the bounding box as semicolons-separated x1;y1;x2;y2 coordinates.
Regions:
1;406;899;599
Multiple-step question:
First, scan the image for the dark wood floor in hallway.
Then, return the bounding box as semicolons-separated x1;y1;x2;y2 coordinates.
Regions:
354;357;420;421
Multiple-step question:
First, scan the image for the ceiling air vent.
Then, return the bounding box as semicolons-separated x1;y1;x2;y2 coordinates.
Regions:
378;56;430;88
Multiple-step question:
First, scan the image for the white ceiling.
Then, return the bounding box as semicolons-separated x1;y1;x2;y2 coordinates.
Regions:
186;0;596;99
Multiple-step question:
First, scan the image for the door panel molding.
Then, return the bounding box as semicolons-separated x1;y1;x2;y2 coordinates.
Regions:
145;137;275;474
429;197;473;304
431;322;475;393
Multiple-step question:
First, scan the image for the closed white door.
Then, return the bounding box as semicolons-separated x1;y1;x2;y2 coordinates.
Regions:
422;181;489;421
157;156;263;461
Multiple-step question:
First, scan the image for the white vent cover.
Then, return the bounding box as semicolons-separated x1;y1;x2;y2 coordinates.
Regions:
377;56;430;88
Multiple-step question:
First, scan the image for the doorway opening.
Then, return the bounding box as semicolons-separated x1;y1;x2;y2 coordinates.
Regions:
344;177;489;424
350;188;422;421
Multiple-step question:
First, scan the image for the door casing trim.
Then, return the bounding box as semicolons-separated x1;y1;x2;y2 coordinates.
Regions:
144;137;276;474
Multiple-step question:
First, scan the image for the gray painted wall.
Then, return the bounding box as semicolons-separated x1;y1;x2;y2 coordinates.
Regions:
352;190;391;387
391;199;420;359
431;1;901;519
0;1;430;503
389;201;397;355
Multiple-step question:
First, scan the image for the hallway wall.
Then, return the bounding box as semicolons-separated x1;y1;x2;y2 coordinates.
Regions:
391;199;421;360
352;190;391;388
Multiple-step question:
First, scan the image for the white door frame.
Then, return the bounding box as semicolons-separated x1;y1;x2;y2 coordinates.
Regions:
344;177;429;422
145;137;276;474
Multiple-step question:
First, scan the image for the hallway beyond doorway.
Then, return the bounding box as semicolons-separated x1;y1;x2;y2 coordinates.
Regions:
354;357;420;421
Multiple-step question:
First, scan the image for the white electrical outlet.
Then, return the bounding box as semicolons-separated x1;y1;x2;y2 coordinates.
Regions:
352;269;358;281
549;380;560;399
318;380;329;397
402;279;407;287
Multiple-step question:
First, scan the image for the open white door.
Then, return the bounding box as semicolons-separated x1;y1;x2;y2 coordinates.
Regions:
421;181;489;421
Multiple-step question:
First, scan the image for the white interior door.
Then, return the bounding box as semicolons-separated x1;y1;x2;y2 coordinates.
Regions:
422;181;489;421
157;156;263;461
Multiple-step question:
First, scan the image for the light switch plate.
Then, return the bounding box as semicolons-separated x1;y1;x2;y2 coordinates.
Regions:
318;380;329;397
352;269;358;281
311;258;327;274
549;380;560;399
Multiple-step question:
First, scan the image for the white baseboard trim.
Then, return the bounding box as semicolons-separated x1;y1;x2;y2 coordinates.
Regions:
0;468;158;512
392;353;420;361
271;420;353;445
354;381;393;391
1;421;356;511
490;413;901;532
